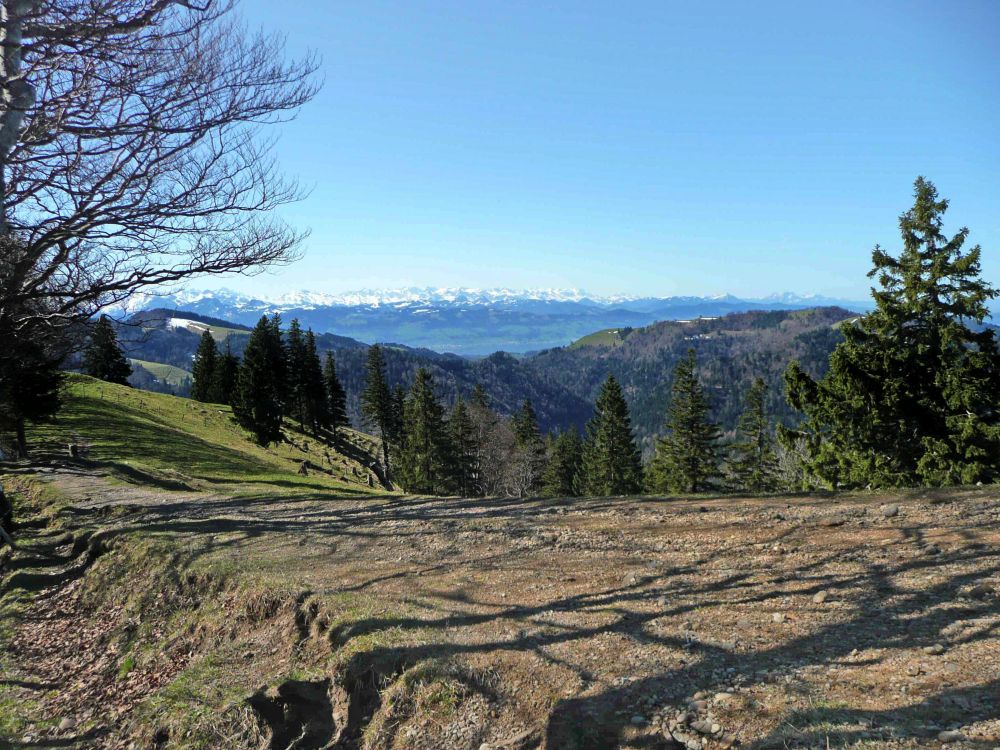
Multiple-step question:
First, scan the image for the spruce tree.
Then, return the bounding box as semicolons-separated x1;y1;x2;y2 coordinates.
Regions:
285;318;307;428
361;344;393;467
648;349;721;493
302;330;330;433
397;368;450;494
448;396;477;496
541;427;583;497
323;352;349;434
190;330;218;402
233;315;285;446
512;399;545;492
82;315;132;385
0;320;63;458
728;377;778;492
784;177;1000;487
209;342;240;406
580;375;643;495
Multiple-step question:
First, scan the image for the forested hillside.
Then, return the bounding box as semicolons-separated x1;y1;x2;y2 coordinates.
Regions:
116;307;851;445
525;307;850;453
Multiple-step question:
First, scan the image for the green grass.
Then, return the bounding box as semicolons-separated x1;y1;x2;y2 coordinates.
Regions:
569;327;629;349
26;374;383;495
129;359;192;387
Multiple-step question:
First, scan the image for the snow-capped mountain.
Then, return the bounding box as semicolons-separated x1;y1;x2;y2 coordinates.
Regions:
131;286;870;354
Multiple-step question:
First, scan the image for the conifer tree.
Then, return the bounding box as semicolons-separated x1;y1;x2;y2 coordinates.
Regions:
728;377;778;492
397;368;451;494
285;318;307;428
209;342;240;406
0;320;63;458
190;330;218;402
233;315;286;446
388;385;407;454
512;399;545;492
302;330;330;434
82;315;132;385
323;352;349;434
580;375;644;495
361;344;394;467
541;428;583;497
448;396;477;496
648;349;721;493
784;177;1000;487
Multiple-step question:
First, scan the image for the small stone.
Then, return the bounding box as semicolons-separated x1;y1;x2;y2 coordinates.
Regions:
58;717;77;732
812;591;829;604
479;744;494;750
880;503;900;518
687;700;708;713
938;730;963;742
711;723;722;733
631;715;646;725
772;612;786;623
906;664;922;676
968;583;994;600
923;643;946;655
714;692;735;704
924;544;941;556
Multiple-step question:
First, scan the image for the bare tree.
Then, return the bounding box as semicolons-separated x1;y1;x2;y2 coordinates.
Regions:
0;0;318;334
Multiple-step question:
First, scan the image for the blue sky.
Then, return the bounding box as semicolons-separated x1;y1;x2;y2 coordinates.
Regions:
220;0;1000;299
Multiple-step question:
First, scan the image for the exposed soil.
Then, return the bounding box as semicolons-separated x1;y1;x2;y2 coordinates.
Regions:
2;466;999;750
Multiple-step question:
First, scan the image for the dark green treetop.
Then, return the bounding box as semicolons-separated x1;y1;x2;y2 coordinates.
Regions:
82;315;132;385
728;377;778;493
580;374;644;496
190;330;218;402
783;177;1000;487
647;348;721;494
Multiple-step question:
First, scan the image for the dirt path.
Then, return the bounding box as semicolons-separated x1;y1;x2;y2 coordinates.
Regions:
3;468;1000;749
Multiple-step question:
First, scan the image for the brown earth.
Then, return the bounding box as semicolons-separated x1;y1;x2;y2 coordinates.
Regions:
2;466;999;750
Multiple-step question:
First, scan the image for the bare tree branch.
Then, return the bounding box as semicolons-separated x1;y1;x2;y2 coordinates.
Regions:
0;0;319;332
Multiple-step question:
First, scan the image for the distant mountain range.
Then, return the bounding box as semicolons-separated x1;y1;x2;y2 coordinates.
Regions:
129;287;872;354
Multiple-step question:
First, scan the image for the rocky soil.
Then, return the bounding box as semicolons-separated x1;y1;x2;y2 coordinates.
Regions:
2;467;999;749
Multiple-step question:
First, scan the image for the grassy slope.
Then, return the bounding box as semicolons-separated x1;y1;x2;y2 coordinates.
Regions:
27;374;384;495
129;359;192;387
568;328;629;349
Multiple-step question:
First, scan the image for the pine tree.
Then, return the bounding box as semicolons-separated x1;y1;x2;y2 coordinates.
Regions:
323;352;349;434
209;342;239;406
285;318;307;428
512;399;545;493
648;349;721;493
728;377;778;492
82;315;132;385
397;368;450;494
541;427;583;497
190;330;218;402
302;330;330;433
580;375;644;495
448;396;477;496
361;344;393;467
0;320;63;458
784;177;1000;487
233;315;286;446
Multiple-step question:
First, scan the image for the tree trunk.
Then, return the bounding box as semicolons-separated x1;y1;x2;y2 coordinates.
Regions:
15;417;27;459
